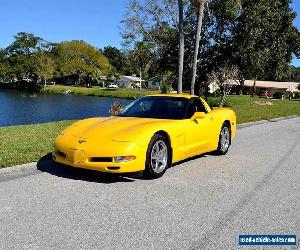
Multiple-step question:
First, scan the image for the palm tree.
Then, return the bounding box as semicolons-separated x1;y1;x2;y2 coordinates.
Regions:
190;0;206;95
178;0;185;94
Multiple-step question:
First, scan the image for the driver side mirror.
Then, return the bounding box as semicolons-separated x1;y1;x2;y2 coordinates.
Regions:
192;112;206;120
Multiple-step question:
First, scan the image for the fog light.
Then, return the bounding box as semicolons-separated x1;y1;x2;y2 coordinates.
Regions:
114;156;136;162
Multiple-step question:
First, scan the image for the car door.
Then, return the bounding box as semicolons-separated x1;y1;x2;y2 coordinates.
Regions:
184;98;215;157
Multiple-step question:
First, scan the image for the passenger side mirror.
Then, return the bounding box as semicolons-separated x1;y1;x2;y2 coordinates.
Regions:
192;112;206;120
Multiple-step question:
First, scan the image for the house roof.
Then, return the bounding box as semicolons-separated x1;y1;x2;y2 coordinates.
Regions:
243;80;299;91
148;76;158;81
226;80;299;91
121;76;145;82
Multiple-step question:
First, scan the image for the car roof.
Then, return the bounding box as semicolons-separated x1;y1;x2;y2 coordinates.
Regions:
146;93;198;99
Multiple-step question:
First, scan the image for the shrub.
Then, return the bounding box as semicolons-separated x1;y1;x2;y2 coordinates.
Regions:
207;97;229;107
159;71;173;94
109;102;123;116
160;83;172;94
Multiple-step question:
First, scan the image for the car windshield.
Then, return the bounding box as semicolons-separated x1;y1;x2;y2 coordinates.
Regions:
117;96;189;119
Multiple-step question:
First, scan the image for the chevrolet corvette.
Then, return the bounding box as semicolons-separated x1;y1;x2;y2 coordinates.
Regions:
52;94;236;178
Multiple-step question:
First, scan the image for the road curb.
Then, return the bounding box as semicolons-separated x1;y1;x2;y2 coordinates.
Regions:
237;115;299;129
0;162;37;176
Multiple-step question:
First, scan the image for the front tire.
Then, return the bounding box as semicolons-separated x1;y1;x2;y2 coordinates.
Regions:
144;134;171;179
216;123;231;155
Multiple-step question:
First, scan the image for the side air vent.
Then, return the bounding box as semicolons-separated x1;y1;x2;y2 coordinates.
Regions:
56;150;66;159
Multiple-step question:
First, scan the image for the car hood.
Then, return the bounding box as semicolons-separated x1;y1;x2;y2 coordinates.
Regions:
61;116;176;144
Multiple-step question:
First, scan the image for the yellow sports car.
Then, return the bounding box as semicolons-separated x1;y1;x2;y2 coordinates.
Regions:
53;94;236;178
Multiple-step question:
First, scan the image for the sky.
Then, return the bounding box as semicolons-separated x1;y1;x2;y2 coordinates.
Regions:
0;0;300;66
291;1;300;66
0;0;128;49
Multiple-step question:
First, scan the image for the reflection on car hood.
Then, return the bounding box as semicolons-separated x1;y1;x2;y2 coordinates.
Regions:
62;116;177;143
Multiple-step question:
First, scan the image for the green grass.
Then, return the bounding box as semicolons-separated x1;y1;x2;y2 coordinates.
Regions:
218;96;300;124
42;85;159;99
0;120;73;168
0;95;299;168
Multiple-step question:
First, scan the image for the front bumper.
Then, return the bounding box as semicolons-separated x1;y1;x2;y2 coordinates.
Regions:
52;134;146;173
52;149;145;173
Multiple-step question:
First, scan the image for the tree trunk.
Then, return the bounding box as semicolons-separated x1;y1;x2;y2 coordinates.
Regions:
139;67;142;89
191;0;205;95
239;79;244;95
177;0;184;94
251;79;256;97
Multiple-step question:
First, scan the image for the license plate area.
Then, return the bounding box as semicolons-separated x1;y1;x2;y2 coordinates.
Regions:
66;149;85;163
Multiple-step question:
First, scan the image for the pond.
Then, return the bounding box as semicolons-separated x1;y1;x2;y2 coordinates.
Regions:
0;90;131;127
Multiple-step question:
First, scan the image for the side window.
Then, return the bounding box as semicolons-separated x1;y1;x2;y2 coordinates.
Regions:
186;98;207;118
194;98;207;113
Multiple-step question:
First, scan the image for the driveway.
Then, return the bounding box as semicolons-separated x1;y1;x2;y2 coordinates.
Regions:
0;117;299;249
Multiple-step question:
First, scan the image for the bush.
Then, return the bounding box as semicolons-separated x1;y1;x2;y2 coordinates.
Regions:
160;82;172;94
207;97;229;107
0;80;42;91
109;102;123;116
159;71;173;94
294;92;300;99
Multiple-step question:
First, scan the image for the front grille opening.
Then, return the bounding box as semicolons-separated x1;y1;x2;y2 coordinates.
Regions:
107;166;120;170
89;157;113;162
56;150;66;159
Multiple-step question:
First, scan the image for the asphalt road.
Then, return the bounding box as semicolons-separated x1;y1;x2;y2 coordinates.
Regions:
0;117;299;250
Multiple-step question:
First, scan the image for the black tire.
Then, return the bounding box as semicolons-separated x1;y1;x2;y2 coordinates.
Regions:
144;134;171;179
216;123;231;155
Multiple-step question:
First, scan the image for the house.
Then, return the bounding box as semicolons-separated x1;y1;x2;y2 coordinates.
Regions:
209;80;300;96
242;80;299;95
54;75;78;85
148;76;160;90
116;76;144;88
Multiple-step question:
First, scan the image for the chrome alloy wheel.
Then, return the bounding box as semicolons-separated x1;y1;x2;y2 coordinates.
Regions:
220;126;230;152
150;140;168;174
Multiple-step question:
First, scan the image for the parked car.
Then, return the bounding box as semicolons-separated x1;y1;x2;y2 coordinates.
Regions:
272;92;284;99
52;94;237;178
22;76;32;82
260;90;271;98
108;84;119;88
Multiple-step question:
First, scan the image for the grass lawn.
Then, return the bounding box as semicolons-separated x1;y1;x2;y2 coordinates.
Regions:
214;95;300;124
0;95;299;168
42;85;159;99
0;120;73;168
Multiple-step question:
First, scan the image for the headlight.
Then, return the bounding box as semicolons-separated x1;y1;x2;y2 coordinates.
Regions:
114;156;136;162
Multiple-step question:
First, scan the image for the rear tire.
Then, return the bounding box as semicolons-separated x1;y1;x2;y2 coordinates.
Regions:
144;134;171;179
216;123;231;155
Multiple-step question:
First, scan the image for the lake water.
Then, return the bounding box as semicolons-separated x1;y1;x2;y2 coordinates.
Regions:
0;90;131;127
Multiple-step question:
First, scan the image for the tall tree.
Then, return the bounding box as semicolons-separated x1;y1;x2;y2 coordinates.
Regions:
0;49;10;82
102;46;126;73
52;41;112;84
177;0;185;93
264;0;299;80
129;41;153;81
290;66;300;82
190;0;206;94
121;0;241;91
33;52;55;84
5;32;46;82
6;32;43;56
122;0;179;82
233;0;299;82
